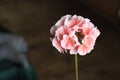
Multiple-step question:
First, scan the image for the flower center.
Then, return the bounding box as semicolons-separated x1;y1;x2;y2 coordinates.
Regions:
75;31;84;44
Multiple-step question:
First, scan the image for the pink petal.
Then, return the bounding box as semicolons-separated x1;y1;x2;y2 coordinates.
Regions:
66;18;78;28
50;15;100;56
61;35;74;49
90;27;100;38
70;45;79;54
82;36;95;47
55;15;71;26
78;45;92;56
52;38;65;53
50;26;57;35
82;27;91;35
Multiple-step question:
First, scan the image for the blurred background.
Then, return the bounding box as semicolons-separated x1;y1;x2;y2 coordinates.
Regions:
0;0;119;80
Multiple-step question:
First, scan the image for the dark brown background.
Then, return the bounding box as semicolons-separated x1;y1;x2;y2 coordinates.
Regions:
0;0;120;80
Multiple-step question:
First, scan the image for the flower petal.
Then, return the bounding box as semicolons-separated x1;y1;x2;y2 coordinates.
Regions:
52;38;65;53
78;45;92;56
61;35;74;49
50;14;100;56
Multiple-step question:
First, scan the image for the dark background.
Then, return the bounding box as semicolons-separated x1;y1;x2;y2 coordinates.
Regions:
0;0;120;80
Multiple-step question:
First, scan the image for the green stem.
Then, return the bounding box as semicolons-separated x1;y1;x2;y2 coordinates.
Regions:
75;54;79;80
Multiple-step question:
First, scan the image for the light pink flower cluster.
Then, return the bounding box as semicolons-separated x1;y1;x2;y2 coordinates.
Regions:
50;15;100;56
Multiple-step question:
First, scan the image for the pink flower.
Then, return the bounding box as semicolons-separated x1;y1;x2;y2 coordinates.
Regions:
50;15;100;55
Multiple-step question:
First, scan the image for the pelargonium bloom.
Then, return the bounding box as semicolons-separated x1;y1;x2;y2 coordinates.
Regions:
50;15;100;56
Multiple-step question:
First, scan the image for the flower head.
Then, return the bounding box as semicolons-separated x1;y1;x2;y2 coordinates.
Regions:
50;15;100;55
